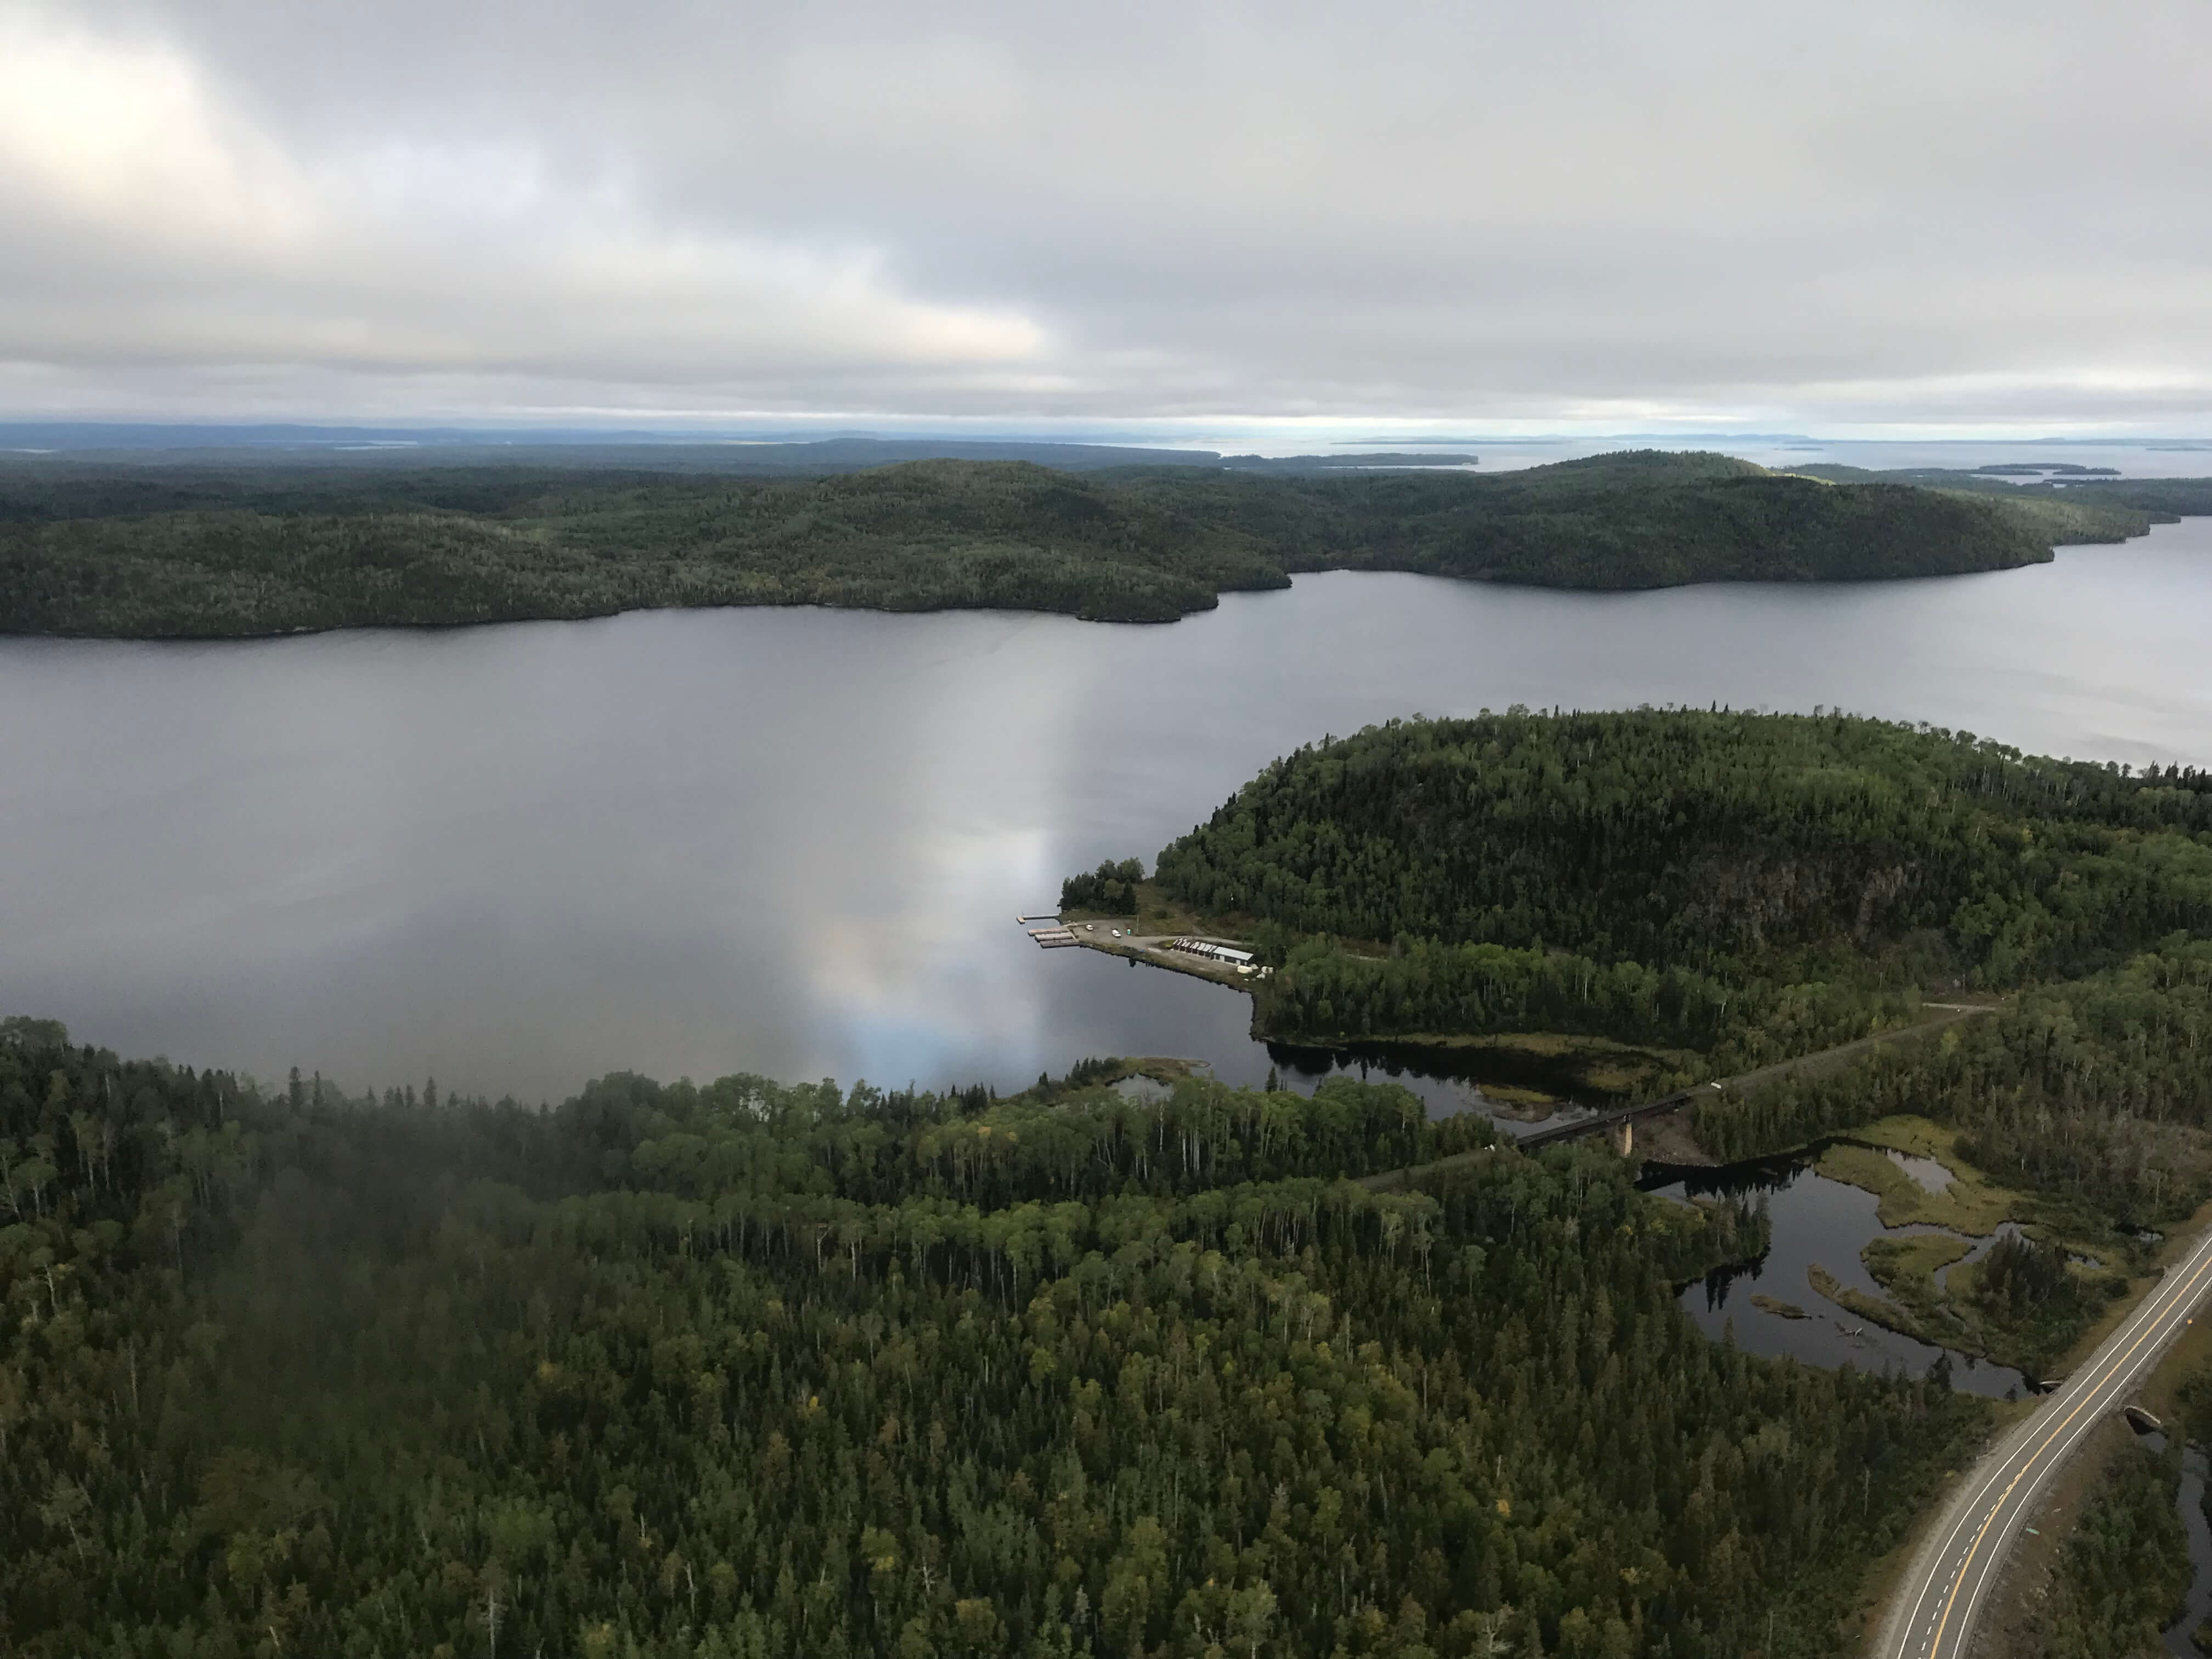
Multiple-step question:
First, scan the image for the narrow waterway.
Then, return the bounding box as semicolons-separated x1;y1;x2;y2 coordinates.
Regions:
2166;1444;2212;1656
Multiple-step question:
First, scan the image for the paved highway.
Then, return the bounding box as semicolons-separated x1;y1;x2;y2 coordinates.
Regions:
1876;1222;2212;1659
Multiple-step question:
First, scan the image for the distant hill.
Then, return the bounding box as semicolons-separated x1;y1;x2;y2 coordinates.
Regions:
0;426;1482;475
0;449;2174;636
1257;450;2062;588
0;425;1229;471
1786;462;2209;541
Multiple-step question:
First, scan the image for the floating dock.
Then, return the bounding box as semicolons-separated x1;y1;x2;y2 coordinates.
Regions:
1028;927;1079;948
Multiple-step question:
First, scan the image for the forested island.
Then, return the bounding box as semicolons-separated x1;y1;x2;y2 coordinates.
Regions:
0;448;2176;636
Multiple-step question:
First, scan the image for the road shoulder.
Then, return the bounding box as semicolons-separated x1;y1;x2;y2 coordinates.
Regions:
1958;1415;2139;1658
1868;1214;2212;1658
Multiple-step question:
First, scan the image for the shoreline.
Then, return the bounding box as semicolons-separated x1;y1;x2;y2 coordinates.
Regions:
1049;918;1695;1117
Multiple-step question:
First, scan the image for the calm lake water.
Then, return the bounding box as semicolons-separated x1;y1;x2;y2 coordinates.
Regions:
2;520;2209;1107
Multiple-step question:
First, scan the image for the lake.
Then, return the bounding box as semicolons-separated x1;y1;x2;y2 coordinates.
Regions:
2;519;2209;1105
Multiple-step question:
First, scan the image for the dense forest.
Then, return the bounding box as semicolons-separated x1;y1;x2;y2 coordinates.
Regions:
0;448;2160;636
2022;1441;2190;1658
1130;710;2212;1064
0;1015;1993;1658
1692;940;2212;1220
1063;860;1148;917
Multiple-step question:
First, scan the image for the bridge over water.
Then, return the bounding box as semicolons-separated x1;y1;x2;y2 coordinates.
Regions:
1359;1001;1996;1190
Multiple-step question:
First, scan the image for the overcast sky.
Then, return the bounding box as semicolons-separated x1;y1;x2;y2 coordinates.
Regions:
3;0;2208;435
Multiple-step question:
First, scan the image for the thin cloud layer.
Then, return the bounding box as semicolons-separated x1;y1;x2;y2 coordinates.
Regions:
4;0;2209;430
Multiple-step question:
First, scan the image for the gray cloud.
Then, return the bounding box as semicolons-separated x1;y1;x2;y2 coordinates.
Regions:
4;0;2209;430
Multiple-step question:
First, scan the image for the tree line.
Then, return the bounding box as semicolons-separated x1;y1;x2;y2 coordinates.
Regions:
1691;939;2212;1224
0;447;2141;638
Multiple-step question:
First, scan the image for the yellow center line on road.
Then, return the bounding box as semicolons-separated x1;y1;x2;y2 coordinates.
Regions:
1918;1238;2212;1658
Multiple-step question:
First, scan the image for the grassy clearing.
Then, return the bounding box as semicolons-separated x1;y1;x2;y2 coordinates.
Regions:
1842;1115;1962;1161
1476;1082;1564;1109
1816;1134;2019;1233
1865;1233;1975;1294
1130;879;1222;939
2138;1300;2212;1424
1826;1113;2135;1263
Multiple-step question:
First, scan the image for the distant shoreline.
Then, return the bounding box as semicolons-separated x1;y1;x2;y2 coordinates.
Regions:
7;448;2179;640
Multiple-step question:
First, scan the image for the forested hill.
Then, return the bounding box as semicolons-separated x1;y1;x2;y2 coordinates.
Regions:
0;1020;1990;1658
0;448;2146;636
1138;711;2212;1063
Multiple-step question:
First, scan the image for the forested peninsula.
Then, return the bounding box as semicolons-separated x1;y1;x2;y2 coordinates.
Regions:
0;448;2170;636
1111;710;2212;1069
1;1018;1988;1659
